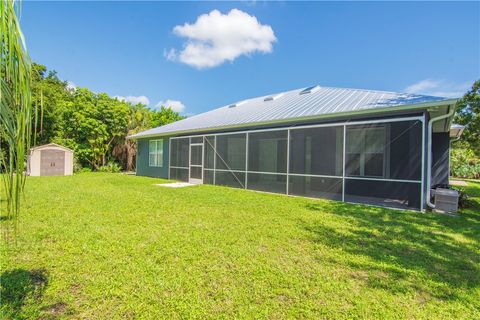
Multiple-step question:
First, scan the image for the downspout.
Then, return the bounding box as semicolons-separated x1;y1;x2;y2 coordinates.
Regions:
426;105;455;209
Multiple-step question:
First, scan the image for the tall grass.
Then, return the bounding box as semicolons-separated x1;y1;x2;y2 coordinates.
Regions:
0;0;33;235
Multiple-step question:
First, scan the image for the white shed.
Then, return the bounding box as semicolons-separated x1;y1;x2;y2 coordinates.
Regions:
28;143;74;176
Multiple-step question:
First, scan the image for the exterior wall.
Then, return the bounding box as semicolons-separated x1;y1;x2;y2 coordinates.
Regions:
136;138;170;178
431;132;450;187
29;145;73;176
29;149;42;176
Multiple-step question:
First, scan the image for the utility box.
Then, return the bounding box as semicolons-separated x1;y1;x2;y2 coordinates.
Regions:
434;188;459;214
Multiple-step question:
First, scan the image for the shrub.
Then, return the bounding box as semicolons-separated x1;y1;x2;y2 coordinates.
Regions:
80;167;92;173
450;148;480;179
73;157;83;173
98;162;122;173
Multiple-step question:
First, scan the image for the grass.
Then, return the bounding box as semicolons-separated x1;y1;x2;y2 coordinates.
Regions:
1;173;479;319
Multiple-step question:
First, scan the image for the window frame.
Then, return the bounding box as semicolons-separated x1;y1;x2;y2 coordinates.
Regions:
346;125;388;178
149;139;164;167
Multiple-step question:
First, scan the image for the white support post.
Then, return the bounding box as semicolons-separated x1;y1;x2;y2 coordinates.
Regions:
245;133;249;189
342;125;346;202
421;116;425;212
286;129;290;195
213;136;217;185
168;137;171;179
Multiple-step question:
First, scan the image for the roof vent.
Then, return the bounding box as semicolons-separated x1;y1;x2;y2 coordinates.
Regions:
300;85;320;95
264;93;284;101
228;99;248;108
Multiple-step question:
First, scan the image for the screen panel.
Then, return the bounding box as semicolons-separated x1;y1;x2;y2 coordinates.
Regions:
346;120;422;181
289;126;343;176
216;134;246;171
248;130;287;173
191;137;203;144
289;175;342;200
204;136;215;169
215;171;245;189
344;179;421;209
190;145;202;166
170;168;189;182
203;170;214;185
170;138;189;168
247;173;286;194
190;166;202;179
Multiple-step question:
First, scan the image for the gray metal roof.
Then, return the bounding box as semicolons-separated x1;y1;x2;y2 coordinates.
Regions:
130;85;456;139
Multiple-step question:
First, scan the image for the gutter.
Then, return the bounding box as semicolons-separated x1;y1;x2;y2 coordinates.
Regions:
426;105;455;209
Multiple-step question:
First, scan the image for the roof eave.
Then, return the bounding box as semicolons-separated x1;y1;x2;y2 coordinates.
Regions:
128;98;458;140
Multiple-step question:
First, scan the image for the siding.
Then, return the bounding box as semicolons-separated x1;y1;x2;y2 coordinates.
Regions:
136;138;169;178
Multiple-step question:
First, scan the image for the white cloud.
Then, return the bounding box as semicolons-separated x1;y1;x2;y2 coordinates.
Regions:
404;79;472;98
166;9;277;69
114;95;150;105
155;99;186;113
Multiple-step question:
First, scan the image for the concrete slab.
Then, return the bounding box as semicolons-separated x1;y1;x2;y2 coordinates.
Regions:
450;180;468;187
154;182;196;188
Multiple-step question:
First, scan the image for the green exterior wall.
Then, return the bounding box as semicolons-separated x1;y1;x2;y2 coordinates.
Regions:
136;138;169;178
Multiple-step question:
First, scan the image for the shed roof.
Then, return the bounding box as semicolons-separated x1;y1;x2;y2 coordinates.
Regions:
30;143;73;153
130;85;457;139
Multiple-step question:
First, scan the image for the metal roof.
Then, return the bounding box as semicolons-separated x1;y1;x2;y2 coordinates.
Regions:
130;85;456;139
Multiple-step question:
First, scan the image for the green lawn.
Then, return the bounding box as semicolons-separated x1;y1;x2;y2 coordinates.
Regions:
1;173;479;319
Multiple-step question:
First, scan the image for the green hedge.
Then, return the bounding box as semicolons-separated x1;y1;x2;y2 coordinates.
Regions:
451;148;480;179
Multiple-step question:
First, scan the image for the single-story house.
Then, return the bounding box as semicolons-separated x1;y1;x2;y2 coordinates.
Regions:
129;85;462;211
28;143;74;176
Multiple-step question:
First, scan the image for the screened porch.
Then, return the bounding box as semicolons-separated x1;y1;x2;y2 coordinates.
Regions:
168;116;424;210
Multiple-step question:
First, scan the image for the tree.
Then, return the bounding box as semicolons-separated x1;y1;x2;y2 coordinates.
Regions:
27;62;186;172
113;104;149;171
151;106;185;127
0;0;33;225
31;63;71;145
455;80;480;156
58;88;130;169
113;105;185;171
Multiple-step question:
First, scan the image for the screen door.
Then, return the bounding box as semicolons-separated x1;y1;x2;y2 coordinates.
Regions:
189;140;203;184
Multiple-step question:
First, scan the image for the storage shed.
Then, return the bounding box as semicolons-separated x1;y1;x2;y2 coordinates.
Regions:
28;143;74;176
129;85;461;211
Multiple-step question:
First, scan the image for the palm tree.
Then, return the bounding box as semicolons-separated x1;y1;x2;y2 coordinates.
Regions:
1;0;33;232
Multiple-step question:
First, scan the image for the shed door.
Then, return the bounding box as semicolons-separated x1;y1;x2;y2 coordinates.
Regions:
40;150;65;176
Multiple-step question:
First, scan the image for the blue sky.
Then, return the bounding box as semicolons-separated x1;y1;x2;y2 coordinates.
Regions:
22;1;479;115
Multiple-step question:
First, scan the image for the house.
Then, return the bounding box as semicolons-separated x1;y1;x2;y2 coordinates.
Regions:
129;85;461;211
28;143;74;176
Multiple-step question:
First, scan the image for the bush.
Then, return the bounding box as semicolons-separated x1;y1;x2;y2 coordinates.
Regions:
80;167;92;173
450;148;480;179
98;162;122;173
73;157;83;173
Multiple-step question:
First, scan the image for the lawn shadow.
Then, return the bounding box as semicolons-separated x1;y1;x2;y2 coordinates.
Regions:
300;199;480;300
0;268;49;318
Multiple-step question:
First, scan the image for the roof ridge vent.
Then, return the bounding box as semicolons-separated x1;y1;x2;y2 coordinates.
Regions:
228;99;248;108
300;85;320;95
264;93;284;102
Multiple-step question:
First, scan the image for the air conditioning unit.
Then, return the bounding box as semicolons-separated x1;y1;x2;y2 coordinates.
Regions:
433;188;459;214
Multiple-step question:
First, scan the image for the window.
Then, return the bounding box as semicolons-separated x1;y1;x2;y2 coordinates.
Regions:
149;139;163;167
346;126;386;178
345;120;422;180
